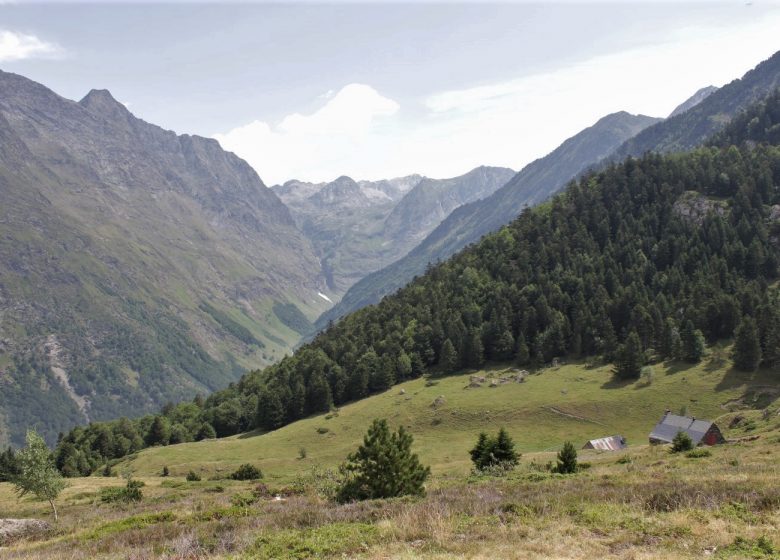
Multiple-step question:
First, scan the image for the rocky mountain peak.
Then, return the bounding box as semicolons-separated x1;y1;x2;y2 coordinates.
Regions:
79;88;131;120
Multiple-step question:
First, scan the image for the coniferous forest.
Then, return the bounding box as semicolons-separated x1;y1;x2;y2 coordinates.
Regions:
52;90;780;476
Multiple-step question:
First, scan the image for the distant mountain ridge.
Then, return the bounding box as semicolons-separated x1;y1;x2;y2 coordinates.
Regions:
668;86;718;118
320;50;780;328
316;110;660;328
273;166;514;295
0;70;327;446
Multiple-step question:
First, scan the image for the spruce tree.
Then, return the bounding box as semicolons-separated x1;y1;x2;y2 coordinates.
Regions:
733;317;762;371
492;428;519;466
469;432;491;469
515;334;530;366
671;430;694;453
555;441;578;474
464;329;485;368
614;331;643;380
439;338;458;372
680;320;705;363
337;419;430;502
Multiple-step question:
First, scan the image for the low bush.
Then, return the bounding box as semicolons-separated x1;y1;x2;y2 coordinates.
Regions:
100;478;144;503
230;463;263;481
186;470;202;482
685;448;712;459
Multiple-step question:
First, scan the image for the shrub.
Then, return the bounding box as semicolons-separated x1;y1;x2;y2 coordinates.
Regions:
686;448;712;459
671;431;694;453
230;464;263;481
186;470;202;482
161;466;169;477
298;447;307;460
100;478;144;503
555;441;578;474
336;418;430;502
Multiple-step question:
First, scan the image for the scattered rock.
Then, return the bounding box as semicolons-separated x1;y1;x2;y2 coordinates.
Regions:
489;379;499;388
399;388;406;395
0;519;52;545
431;395;446;408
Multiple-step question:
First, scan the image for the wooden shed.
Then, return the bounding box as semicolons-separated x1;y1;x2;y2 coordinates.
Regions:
649;411;725;446
583;435;627;451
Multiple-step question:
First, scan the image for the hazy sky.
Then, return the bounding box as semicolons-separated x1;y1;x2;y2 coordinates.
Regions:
1;2;779;184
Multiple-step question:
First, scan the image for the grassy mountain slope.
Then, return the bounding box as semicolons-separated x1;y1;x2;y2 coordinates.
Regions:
2;360;778;560
274;167;514;297
0;72;328;446
317;111;660;327
119;357;774;481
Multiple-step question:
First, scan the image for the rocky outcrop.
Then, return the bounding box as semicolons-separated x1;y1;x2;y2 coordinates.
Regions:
0;519;52;545
672;191;728;226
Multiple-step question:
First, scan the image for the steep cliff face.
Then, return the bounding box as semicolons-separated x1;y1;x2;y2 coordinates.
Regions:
0;71;327;446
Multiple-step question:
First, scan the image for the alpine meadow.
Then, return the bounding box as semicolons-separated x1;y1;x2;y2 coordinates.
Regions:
0;4;779;560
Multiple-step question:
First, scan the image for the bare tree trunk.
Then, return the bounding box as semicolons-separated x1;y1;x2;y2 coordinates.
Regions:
48;498;58;522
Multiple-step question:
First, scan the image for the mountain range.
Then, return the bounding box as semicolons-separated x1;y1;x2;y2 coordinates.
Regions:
318;50;780;328
0;71;329;445
273;167;515;296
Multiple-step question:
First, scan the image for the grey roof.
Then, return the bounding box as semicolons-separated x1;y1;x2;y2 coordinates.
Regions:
649;413;715;444
584;435;627;451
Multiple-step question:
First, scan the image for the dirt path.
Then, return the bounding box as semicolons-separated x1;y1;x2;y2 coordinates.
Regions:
542;405;607;426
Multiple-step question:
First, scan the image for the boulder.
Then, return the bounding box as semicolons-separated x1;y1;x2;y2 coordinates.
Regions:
0;519;52;545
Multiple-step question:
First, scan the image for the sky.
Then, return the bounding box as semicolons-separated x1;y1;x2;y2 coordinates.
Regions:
1;2;779;185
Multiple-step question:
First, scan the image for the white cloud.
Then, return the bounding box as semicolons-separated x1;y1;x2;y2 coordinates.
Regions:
0;30;62;62
215;12;780;185
215;84;399;185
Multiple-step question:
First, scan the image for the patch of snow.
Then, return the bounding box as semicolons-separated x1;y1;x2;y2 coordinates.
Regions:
318;292;333;303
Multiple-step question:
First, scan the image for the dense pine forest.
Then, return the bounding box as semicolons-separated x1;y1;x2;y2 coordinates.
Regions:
49;91;780;477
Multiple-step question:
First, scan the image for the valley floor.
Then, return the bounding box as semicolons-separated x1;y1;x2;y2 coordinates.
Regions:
1;360;778;559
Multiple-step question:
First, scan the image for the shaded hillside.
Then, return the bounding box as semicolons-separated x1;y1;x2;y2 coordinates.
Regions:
53;92;780;474
318;111;659;327
0;71;327;446
274;167;514;296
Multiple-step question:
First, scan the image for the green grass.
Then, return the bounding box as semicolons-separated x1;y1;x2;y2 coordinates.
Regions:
119;358;773;482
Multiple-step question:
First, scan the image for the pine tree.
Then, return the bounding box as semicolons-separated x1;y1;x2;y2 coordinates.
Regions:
469;432;491;469
469;429;519;470
733;317;762;372
613;331;643;380
515;334;530;366
492;428;519;466
680;320;705;363
555;441;578;474
464;329;485;368
439;338;458;372
671;430;694;453
337;419;430;502
0;446;20;482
